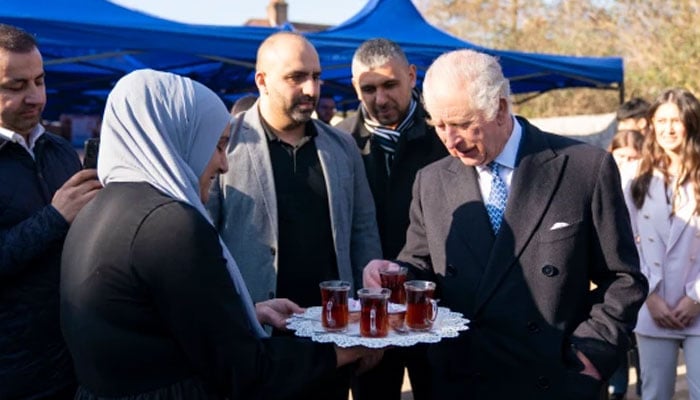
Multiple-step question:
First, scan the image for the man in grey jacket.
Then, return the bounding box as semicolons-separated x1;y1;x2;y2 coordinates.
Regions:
207;32;381;400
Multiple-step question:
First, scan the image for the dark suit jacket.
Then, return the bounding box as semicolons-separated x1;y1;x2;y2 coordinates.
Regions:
398;117;648;400
336;105;447;258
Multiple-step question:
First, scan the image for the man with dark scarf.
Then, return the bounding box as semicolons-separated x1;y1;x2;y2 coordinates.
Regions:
336;38;448;400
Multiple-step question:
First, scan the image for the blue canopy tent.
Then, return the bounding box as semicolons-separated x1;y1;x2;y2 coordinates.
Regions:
307;0;624;108
0;0;624;117
0;0;279;118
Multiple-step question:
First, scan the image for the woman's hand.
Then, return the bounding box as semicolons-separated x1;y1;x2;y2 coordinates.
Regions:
255;298;304;330
646;293;684;329
672;296;700;328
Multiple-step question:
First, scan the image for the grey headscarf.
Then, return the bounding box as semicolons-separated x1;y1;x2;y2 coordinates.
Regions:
99;69;267;337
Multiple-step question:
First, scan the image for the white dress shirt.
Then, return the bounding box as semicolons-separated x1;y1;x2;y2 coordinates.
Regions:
0;124;45;159
475;116;522;200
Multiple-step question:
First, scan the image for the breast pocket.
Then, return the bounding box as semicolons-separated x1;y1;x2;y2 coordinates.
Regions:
538;221;583;243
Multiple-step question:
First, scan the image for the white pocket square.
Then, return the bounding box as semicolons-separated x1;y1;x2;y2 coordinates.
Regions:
549;222;570;230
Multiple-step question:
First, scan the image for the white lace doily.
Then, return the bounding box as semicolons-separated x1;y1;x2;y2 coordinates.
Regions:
286;306;469;348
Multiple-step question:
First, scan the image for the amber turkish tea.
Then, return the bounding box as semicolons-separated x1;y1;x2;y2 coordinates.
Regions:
379;267;408;304
358;288;391;338
404;280;438;331
319;280;351;332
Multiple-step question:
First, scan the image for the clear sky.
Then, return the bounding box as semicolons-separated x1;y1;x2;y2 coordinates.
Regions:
110;0;369;26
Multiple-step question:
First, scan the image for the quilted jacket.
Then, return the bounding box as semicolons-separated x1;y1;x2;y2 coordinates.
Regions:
0;132;80;399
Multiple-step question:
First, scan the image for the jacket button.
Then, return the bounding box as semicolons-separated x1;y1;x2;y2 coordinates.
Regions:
527;321;540;333
536;376;551;390
541;265;558;277
268;291;275;299
270;247;276;256
446;264;457;277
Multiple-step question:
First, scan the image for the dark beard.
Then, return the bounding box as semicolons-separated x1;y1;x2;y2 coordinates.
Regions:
288;95;316;124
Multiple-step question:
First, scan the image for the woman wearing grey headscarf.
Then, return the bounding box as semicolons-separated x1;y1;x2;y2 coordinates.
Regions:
60;69;373;399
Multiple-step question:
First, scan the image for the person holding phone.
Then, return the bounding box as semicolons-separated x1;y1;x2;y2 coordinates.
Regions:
82;138;100;169
0;24;102;399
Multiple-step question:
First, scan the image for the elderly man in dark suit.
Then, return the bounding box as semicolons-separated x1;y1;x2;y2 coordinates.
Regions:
364;49;648;399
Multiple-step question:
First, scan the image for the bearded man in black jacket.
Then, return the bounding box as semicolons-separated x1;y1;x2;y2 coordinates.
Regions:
336;38;447;400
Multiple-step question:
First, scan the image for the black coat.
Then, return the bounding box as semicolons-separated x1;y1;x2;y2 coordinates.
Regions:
399;117;648;399
335;105;447;258
61;183;337;399
0;132;80;398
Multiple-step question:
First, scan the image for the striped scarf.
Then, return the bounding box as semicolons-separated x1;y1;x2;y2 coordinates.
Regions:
362;95;418;172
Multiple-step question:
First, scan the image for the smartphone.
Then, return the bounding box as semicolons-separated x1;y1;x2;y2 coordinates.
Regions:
82;138;100;169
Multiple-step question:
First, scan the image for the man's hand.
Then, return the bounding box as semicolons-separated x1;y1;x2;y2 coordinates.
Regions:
363;259;401;288
672;296;700;328
255;298;304;330
51;169;102;223
575;350;601;380
647;292;685;329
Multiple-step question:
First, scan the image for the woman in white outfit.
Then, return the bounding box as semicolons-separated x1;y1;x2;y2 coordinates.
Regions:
621;88;700;400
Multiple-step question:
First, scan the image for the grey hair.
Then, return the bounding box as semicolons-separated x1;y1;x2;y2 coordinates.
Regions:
0;24;37;53
423;49;511;121
351;38;409;77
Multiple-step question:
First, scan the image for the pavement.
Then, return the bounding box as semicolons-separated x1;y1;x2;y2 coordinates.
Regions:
624;351;689;400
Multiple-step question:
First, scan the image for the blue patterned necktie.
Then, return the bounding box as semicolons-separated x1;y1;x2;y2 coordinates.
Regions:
486;161;508;234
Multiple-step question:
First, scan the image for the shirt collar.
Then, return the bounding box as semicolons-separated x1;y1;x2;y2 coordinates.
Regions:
0;124;46;157
478;116;521;172
259;110;317;144
495;116;522;169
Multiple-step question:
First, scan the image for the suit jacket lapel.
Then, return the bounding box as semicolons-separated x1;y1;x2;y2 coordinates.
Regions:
314;125;342;243
241;111;278;238
667;181;695;252
441;158;494;271
642;176;671;248
475;122;565;312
